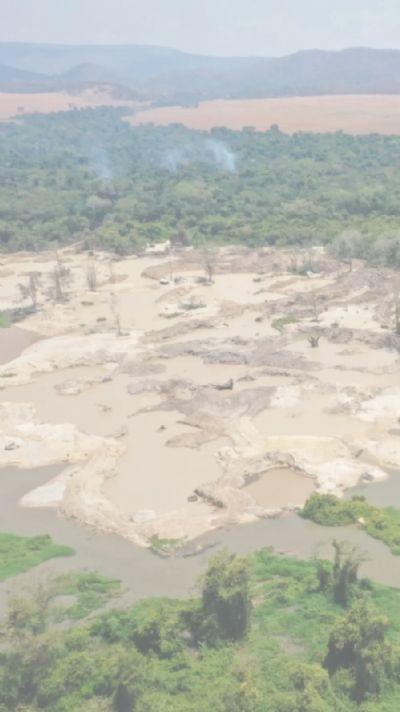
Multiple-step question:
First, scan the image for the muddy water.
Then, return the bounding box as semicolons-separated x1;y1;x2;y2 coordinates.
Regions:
105;410;224;515
0;326;40;364
348;468;400;507
3;465;400;615
245;468;315;508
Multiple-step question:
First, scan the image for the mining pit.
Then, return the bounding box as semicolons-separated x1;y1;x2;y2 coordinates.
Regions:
1;244;399;549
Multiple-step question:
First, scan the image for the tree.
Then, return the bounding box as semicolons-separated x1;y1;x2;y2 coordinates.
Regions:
110;294;122;336
332;540;366;607
86;261;98;291
308;334;320;348
330;230;363;271
193;550;251;645
18;273;40;311
202;247;216;284
324;599;393;702
394;297;400;335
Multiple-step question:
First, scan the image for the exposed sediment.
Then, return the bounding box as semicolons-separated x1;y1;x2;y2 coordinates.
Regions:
0;245;399;546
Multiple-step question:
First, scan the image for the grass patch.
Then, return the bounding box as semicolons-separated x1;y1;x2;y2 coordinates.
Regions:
0;312;10;328
271;315;298;332
301;493;400;554
149;534;182;555
0;533;74;581
53;571;121;619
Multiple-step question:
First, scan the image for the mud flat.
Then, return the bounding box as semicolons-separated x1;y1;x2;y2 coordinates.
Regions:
0;245;400;548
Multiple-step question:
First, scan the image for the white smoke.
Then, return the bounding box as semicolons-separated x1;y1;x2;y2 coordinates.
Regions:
162;139;236;174
162;148;188;173
89;147;113;182
206;139;236;172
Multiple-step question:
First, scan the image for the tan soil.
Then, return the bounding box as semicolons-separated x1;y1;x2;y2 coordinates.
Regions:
0;243;399;546
128;94;400;135
0;89;146;122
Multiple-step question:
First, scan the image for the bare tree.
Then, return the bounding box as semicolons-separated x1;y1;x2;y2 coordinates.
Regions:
202;247;215;284
47;252;72;302
86;261;98;291
54;250;68;278
308;334;321;348
310;291;319;322
18;272;40;311
109;259;116;284
395;298;400;335
110;294;122;336
50;267;63;302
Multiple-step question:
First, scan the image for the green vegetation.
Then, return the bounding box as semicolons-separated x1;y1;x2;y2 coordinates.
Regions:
3;108;400;261
0;312;10;328
149;534;182;554
3;546;400;710
0;533;74;581
271;315;298;331
52;572;121;620
302;493;400;554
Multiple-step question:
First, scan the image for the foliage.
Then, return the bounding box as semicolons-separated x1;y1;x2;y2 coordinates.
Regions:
0;312;10;328
3;546;400;710
271;315;298;332
3;109;400;260
149;534;182;555
324;599;394;702
0;533;74;581
302;493;400;554
189;549;251;645
52;572;121;619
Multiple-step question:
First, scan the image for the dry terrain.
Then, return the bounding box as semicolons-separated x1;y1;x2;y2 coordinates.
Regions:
1;244;400;548
128;94;400;134
0;88;146;122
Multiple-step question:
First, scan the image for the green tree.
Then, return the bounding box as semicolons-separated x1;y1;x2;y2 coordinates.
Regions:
192;550;251;645
332;540;366;607
324;599;393;702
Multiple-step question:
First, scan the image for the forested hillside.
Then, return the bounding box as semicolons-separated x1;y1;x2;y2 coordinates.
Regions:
1;107;400;264
2;44;400;101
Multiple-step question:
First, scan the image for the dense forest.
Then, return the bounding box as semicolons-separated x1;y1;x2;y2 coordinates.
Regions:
2;544;400;711
2;107;400;265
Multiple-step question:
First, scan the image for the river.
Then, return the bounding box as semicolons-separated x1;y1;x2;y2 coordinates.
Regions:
2;463;400;614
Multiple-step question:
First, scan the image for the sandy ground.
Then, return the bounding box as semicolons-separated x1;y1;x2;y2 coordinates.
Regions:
128;94;400;134
1;244;399;546
0;88;146;122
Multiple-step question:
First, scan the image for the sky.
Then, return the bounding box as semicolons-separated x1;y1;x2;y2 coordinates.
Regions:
2;0;400;57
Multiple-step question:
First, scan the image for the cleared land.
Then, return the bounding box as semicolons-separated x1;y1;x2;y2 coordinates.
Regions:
129;94;400;134
0;89;144;122
1;245;400;549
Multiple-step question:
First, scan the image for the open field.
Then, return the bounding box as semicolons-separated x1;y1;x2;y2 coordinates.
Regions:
129;94;400;134
0;89;145;122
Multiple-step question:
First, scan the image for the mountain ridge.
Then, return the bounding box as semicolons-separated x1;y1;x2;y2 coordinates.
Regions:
1;44;400;102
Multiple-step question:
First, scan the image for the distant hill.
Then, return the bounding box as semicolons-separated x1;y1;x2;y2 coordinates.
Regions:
1;43;400;102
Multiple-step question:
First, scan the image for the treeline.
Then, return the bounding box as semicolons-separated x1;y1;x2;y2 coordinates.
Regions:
2;546;400;711
2;108;400;261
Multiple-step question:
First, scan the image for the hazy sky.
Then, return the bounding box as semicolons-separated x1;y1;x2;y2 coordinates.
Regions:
2;0;400;56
